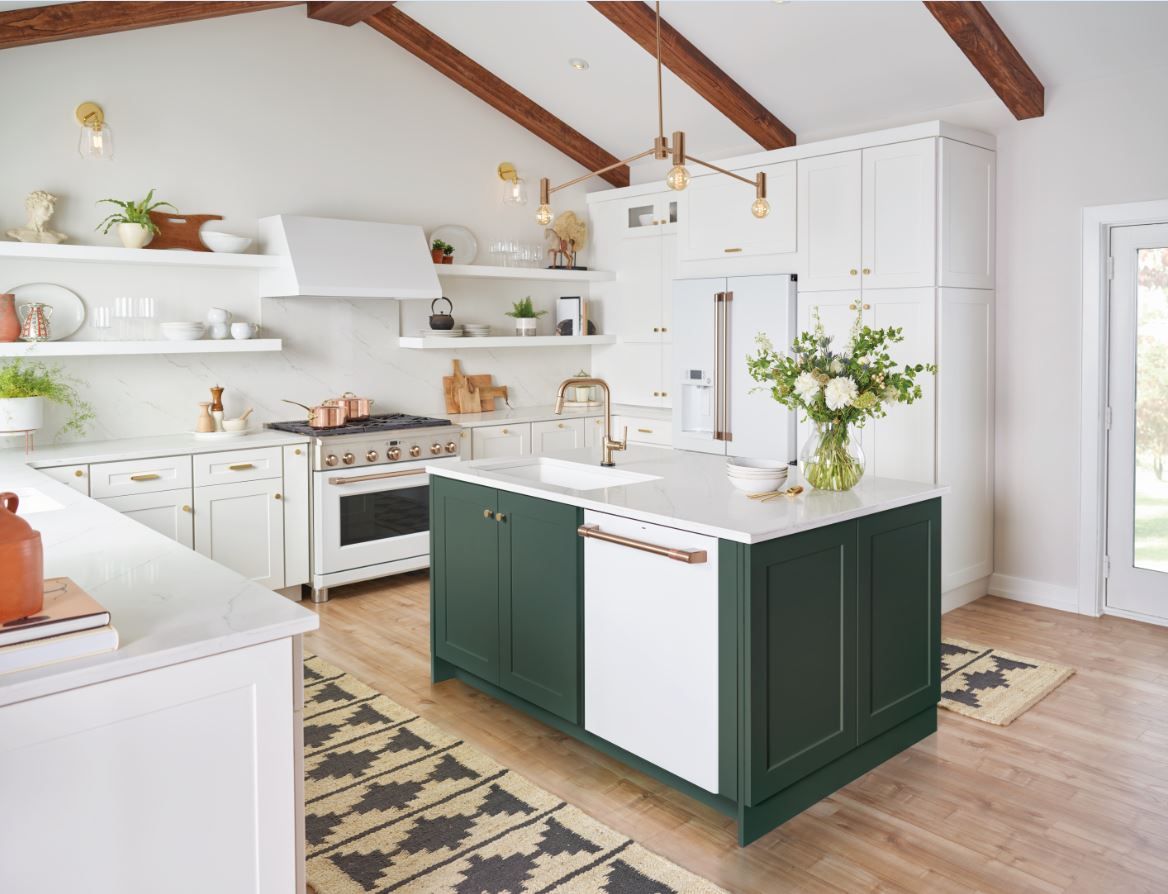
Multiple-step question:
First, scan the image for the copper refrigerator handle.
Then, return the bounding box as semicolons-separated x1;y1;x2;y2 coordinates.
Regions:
722;290;733;443
327;469;426;485
713;292;725;441
577;524;708;564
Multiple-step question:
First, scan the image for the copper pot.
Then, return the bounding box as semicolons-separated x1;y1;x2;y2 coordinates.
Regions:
0;492;44;624
330;392;374;420
282;399;347;429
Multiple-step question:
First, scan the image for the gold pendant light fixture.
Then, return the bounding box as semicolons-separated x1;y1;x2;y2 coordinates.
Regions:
535;1;769;227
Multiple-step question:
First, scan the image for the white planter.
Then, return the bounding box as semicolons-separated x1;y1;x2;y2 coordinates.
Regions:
514;318;538;337
117;223;153;249
0;396;45;432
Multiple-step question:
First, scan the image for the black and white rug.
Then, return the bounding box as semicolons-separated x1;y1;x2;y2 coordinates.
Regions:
940;639;1074;726
303;655;727;894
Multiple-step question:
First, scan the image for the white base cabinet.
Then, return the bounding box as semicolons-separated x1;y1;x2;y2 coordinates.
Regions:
99;490;194;548
471;423;530;459
195;478;286;589
531;418;585;454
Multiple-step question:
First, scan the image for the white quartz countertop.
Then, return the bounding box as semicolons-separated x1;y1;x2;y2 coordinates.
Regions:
16;429;310;468
0;449;317;708
428;447;947;544
448;403;670;428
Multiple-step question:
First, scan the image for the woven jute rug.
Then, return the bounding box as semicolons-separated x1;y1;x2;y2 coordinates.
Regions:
940;639;1074;726
303;655;728;894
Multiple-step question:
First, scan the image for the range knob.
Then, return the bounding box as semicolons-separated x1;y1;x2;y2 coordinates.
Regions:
445;442;457;454
342;453;355;465
430;443;443;456
387;447;401;461
324;454;339;467
366;450;379;463
409;445;422;458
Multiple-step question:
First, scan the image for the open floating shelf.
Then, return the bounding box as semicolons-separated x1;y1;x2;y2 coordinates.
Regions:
0;241;287;270
398;335;616;350
434;264;614;283
0;339;283;357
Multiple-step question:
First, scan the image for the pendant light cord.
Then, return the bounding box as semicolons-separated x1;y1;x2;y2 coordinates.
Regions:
656;0;664;142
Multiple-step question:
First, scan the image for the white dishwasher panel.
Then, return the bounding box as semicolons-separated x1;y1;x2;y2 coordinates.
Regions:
583;509;720;792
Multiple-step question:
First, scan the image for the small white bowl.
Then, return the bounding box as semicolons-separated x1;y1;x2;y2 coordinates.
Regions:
728;457;789;471
727;466;789;479
201;230;253;254
222;418;249;432
637;212;654;226
160;322;205;341
727;475;784;495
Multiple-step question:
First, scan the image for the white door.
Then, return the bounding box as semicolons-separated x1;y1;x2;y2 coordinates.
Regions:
194;478;285;589
471;423;531;459
99;490;194;548
862;139;936;290
531;418;585;454
798;151;862;291
671;277;723;454
1106;224;1168;620
867;288;936;483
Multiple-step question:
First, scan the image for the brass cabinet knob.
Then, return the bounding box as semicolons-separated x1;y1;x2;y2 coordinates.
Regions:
500;428;508;435
862;267;871;275
661;391;668;397
294;448;302;456
484;508;493;519
849;304;858;311
652;327;659;333
182;505;191;513
494;512;506;523
849;269;858;276
660;327;668;333
73;469;84;478
274;493;282;501
863;303;871;310
557;422;566;429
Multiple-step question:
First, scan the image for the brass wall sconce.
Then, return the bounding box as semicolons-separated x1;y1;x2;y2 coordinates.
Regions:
498;162;528;206
75;101;114;160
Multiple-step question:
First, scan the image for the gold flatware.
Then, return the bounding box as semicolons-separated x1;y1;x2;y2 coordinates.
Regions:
747;485;804;502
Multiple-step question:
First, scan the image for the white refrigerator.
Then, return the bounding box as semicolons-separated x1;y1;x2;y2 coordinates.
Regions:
671;274;798;461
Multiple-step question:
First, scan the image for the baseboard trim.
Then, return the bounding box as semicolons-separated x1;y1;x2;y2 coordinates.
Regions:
988;573;1078;613
942;577;988;614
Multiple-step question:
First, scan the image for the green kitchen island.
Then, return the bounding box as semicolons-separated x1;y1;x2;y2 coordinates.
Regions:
428;448;944;846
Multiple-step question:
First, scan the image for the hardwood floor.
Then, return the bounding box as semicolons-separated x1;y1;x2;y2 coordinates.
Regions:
303;574;1168;893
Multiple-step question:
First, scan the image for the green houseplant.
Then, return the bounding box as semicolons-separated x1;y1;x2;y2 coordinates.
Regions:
96;188;176;249
431;239;448;264
0;359;94;437
504;296;547;337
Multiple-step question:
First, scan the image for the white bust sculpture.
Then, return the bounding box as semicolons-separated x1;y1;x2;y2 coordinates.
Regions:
6;191;68;244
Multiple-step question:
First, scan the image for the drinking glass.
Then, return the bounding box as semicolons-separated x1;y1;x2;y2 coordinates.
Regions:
136;297;156;340
113;296;134;340
91;305;112;341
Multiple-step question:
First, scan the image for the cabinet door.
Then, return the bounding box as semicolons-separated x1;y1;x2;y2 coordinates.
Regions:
471;423;530;459
683;161;796;261
858;500;941;742
497;491;581;723
607;228;665;343
99;490;193;549
591;342;665;406
798;151;862;291
194;478;285;589
744;521;857;806
618;194;676;239
867;288;936;483
38;464;89;495
583;416;607;452
939;139;995;289
282;444;310;589
431;477;500;683
531;418;585;455
862;139;936;290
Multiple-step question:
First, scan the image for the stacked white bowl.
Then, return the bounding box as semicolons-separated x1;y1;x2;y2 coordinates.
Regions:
463;323;491;338
726;457;789;494
160;321;206;341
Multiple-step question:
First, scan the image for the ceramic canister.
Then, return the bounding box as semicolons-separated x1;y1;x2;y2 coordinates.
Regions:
0;294;19;342
0;492;44;624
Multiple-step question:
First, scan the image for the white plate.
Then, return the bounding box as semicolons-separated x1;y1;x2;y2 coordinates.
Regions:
5;283;85;340
428;225;478;265
190;429;252;441
420;329;464;338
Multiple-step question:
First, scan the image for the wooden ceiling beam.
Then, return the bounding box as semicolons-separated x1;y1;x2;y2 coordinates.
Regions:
366;6;629;188
923;1;1044;119
589;1;795;150
306;2;395;27
0;1;293;50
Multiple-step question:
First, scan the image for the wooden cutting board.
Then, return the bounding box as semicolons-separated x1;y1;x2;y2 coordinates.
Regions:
443;359;499;413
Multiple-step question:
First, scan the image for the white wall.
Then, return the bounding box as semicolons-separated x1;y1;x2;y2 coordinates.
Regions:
0;7;603;441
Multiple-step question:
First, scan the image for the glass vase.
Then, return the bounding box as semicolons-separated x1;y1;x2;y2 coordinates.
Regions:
800;422;865;491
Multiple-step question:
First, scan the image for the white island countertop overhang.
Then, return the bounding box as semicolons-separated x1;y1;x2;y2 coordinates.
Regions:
427;447;948;544
0;448;318;708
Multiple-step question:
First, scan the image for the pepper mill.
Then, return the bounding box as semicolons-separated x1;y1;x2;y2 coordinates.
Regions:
209;385;225;432
195;402;215;433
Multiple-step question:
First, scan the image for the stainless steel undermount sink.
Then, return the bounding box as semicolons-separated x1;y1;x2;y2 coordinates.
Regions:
484;457;660;492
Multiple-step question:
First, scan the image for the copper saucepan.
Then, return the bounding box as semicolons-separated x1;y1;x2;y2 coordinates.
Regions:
283;399;347;429
329;392;374;420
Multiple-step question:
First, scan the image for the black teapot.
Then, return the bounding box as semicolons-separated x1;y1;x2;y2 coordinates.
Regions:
429;297;455;330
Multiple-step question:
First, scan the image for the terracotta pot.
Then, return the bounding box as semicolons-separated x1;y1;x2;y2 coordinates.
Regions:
431;248;444;263
0;294;18;343
0;492;44;624
441;255;454;264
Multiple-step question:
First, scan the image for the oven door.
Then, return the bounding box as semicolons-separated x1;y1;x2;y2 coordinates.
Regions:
315;465;431;575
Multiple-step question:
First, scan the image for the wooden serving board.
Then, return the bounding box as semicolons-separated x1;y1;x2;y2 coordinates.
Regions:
146;211;223;251
443;374;496;413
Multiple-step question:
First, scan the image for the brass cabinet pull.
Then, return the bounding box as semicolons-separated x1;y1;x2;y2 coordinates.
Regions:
862;267;871;275
863;303;871;310
637;428;653;434
849;269;858;276
494;512;506;523
328;469;425;485
484;508;493;519
228;463;255;471
73;469;84;478
577;524;707;564
274;493;282;501
182;505;191;513
724;247;743;253
130;473;161;481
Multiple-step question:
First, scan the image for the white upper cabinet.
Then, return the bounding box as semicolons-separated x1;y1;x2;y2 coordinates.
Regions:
939;140;995;289
797;151;862;291
618;194;680;238
681;161;796;262
861;139;937;290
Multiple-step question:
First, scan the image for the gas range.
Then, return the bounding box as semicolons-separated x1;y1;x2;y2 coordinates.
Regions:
267;413;463;471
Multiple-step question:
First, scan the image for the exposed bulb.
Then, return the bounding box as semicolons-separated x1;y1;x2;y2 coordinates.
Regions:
78;124;114;160
503;177;528;206
535;203;554;226
751;196;771;219
665;164;691;191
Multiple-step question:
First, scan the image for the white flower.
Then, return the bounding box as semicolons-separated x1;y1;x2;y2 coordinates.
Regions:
824;376;858;410
754;332;774;353
829;358;844;374
794;371;820;402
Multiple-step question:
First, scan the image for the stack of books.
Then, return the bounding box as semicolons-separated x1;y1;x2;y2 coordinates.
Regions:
0;578;118;675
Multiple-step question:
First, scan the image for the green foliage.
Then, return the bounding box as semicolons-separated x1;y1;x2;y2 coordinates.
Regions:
504;296;547;319
432;239;449;252
1137;251;1168;479
95;188;176;235
442;243;455;256
0;359;94;436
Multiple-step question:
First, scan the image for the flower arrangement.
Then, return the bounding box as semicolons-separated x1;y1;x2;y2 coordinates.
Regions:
746;308;935;490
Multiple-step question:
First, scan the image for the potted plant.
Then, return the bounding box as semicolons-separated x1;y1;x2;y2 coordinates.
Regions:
442;242;455;264
746;307;934;491
431;239;448;264
0;359;94;437
96;188;176;249
504;296;546;337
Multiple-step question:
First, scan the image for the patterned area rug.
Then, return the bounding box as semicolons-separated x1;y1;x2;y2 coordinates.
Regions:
303;655;728;894
940;639;1074;726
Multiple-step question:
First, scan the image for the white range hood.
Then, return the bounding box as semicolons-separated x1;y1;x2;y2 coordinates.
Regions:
257;214;441;299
